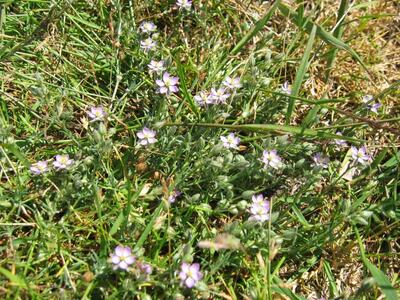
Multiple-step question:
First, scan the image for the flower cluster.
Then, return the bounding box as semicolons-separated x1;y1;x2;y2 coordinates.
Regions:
194;76;241;107
139;21;157;52
30;154;74;175
249;194;270;222
110;245;153;274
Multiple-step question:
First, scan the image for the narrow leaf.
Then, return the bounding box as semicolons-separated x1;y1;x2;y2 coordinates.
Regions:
323;261;339;297
286;24;317;124
363;259;398;300
168;123;364;143
109;211;125;237
278;3;371;76
0;267;28;289
134;202;164;251
1;143;30;168
206;0;280;85
230;0;280;56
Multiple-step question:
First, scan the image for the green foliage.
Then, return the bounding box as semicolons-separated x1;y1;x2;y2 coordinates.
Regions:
0;0;399;299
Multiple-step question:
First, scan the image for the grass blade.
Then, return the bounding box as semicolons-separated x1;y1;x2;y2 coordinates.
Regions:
278;3;371;77
1;143;30;168
286;24;317;124
206;0;280;85
174;55;199;117
323;261;339;297
325;0;350;82
0;267;28;289
353;225;398;300
134;202;164;251
363;259;398;300
166;122;364;143
230;0;280;56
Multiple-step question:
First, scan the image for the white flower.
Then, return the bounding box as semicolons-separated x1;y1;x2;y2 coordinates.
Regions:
281;81;291;95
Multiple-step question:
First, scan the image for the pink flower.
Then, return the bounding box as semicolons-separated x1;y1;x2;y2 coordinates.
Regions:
210;88;230;104
334;132;347;147
140;21;157;33
156;72;179;95
110;246;136;270
362;95;373;104
351;146;371;165
138;262;153;274
137;127;157;146
87;106;106;121
176;0;192;10
148;60;165;74
53;154;74;170
261;150;282;169
249;194;270;222
194;91;213;106
168;190;182;203
368;103;381;114
220;133;240;149
222;76;241;89
30;160;49;175
179;262;202;288
140;37;156;52
312;153;329;169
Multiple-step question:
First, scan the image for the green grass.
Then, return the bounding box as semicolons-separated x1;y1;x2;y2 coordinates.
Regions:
0;0;399;299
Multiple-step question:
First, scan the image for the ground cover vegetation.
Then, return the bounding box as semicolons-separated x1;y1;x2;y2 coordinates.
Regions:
0;0;399;299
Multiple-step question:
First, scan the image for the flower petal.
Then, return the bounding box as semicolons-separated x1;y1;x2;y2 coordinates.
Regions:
115;246;124;256
111;255;120;264
185;277;196;288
